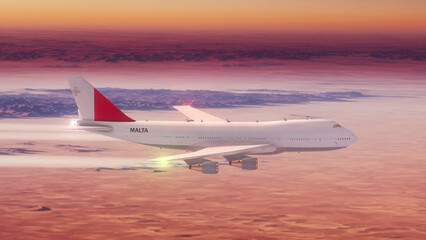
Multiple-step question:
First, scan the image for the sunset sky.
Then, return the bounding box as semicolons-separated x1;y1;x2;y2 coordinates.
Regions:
0;0;424;89
1;0;425;33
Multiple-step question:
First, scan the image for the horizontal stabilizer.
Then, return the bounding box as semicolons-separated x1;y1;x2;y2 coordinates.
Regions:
71;126;113;132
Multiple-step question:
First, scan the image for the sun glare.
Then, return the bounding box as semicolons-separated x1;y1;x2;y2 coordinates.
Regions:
71;119;78;128
157;159;169;168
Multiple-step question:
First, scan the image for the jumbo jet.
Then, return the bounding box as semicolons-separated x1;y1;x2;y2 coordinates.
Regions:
68;76;357;174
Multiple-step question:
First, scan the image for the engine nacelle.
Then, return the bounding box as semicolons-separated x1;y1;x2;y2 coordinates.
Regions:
189;161;219;174
229;157;258;170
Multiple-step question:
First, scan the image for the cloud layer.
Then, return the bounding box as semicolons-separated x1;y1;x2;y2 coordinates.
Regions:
0;31;424;64
0;88;369;118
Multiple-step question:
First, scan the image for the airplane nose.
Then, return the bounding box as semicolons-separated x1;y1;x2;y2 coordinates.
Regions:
352;134;358;143
344;128;357;145
349;131;357;144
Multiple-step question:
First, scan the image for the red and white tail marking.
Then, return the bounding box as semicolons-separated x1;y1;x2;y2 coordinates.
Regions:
68;76;134;122
93;88;134;122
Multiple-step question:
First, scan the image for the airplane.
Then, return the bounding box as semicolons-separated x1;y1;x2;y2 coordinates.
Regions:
68;76;357;174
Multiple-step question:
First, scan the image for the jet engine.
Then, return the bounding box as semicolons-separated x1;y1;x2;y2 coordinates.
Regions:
227;155;258;170
185;159;219;174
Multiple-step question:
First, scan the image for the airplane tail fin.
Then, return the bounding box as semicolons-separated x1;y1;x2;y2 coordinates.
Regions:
67;76;134;122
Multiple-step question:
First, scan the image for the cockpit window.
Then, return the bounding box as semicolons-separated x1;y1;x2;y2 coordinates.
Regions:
333;124;342;128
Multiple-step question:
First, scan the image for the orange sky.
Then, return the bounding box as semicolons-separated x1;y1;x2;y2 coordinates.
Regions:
1;0;425;33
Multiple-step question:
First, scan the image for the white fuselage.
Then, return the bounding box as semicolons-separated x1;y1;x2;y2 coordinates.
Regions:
76;118;357;154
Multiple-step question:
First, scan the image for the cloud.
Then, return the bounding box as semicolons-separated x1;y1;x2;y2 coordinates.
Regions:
0;31;424;64
0;152;15;156
56;144;106;153
40;64;82;68
33;206;51;212
0;148;44;155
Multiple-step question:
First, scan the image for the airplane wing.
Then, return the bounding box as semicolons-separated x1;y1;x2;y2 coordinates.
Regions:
154;144;273;162
173;105;225;122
